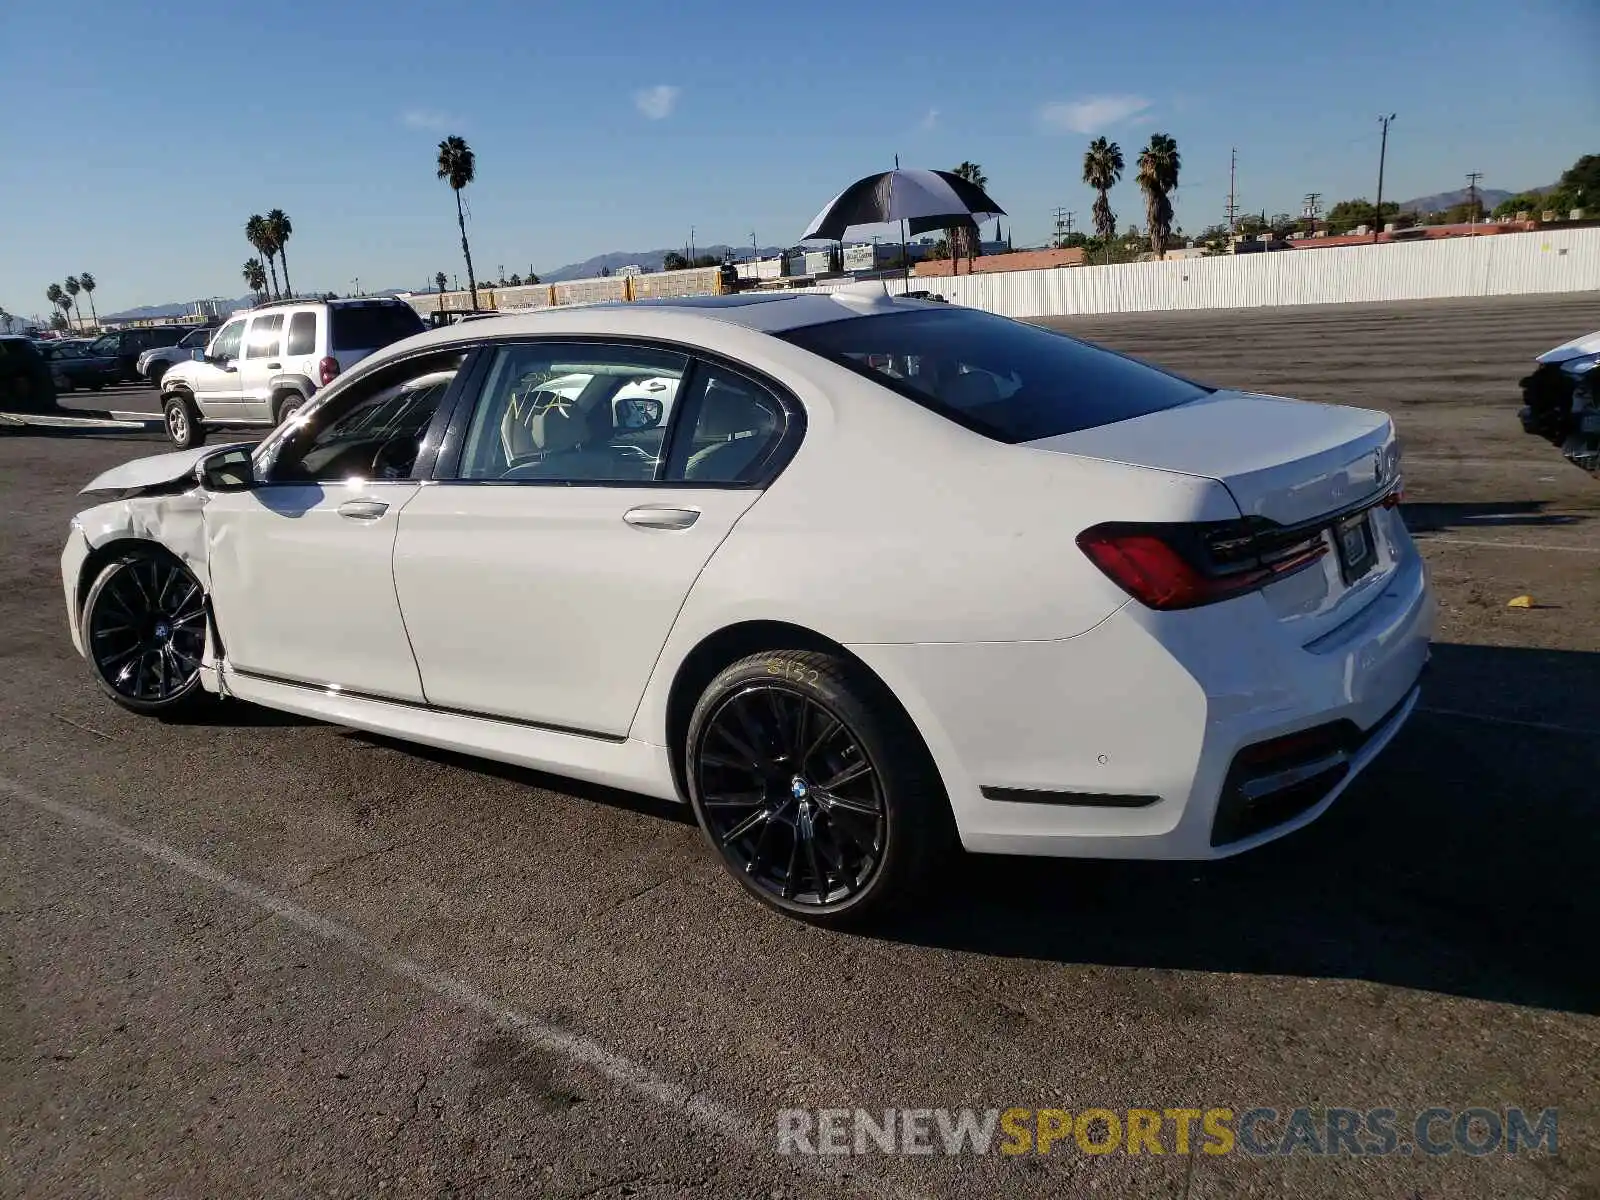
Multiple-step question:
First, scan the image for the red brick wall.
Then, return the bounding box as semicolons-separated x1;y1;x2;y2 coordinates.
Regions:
914;248;1086;276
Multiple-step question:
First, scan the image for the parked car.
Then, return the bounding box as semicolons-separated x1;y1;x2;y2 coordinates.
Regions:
37;340;114;393
137;326;215;389
0;334;57;413
60;292;1432;926
81;327;196;384
1518;327;1600;475
157;297;426;447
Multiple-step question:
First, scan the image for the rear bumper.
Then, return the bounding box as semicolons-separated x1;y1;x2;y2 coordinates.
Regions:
850;542;1433;860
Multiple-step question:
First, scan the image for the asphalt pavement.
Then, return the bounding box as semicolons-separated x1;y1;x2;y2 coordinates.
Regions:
3;294;1598;1199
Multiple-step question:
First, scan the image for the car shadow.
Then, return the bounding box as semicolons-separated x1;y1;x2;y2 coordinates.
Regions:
1400;499;1588;533
866;641;1600;1016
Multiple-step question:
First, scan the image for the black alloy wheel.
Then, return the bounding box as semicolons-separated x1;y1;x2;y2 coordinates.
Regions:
82;551;210;715
686;651;951;924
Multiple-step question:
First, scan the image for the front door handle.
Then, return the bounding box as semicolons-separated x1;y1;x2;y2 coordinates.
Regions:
338;499;389;521
267;361;281;369
623;505;699;531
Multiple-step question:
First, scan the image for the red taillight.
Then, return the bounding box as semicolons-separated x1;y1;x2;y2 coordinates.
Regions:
318;356;340;386
1077;525;1328;611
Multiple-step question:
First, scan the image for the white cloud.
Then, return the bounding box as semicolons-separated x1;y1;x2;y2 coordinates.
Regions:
1037;94;1151;135
402;109;459;132
634;85;681;120
920;107;939;131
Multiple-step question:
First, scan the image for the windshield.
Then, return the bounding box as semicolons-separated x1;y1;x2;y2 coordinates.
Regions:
781;307;1210;443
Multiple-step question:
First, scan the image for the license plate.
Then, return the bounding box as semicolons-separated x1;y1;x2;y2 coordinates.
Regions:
1335;514;1375;584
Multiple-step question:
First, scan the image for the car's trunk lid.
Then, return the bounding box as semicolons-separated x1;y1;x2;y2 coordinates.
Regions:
1030;390;1405;639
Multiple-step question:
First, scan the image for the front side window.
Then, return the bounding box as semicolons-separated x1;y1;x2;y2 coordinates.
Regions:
455;343;689;483
181;329;210;349
87;335;116;356
257;352;465;484
285;311;316;356
245;314;284;359
209;320;244;361
781;308;1210;443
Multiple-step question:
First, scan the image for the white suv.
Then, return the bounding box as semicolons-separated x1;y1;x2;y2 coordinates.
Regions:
157;297;426;448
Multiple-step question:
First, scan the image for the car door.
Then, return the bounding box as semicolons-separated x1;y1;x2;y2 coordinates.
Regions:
392;340;798;738
239;313;285;420
203;348;469;701
192;317;246;417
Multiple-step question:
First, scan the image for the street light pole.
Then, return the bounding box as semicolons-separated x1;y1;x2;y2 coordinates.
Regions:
1373;113;1395;244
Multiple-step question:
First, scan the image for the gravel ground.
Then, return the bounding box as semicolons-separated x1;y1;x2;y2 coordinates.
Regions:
4;294;1598;1199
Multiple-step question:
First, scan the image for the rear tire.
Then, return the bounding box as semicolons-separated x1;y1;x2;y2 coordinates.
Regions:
163;393;205;448
685;650;954;928
81;549;212;719
273;391;306;426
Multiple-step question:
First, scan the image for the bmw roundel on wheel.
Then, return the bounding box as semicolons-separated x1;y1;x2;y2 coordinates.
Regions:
60;292;1433;926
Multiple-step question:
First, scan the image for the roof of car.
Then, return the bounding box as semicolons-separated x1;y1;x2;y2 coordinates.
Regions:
467;288;940;337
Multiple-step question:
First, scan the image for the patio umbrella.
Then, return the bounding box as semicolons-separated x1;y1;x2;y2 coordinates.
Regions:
802;167;1005;281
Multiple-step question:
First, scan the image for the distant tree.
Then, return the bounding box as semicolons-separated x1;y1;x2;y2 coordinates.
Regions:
1082;137;1124;265
434;270;448;298
242;258;268;302
949;161;988;272
246;215;280;299
266;209;293;296
0;307;12;332
662;251;691;271
525;270;540;284
63;276;83;328
1324;198;1403;234
49;310;69;331
435;135;479;309
599;266;612;277
1136;134;1181;258
46;283;73;328
508;273;522;287
322;291;339;301
1268;213;1296;239
78;272;98;327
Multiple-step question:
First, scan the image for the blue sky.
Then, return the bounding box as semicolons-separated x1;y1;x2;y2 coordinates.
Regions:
1;0;1596;316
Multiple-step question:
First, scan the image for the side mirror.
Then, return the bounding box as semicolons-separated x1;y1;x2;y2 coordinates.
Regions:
617;397;664;430
191;348;207;361
196;446;255;492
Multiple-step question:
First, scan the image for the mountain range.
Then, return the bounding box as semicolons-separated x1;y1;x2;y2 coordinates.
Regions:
1395;187;1516;214
541;244;784;282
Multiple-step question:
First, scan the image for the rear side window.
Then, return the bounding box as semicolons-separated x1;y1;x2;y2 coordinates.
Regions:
329;304;425;352
285;311;317;355
781;308;1210;443
246;314;284;359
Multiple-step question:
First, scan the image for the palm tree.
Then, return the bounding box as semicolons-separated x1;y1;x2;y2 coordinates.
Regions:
266;209;293;297
246;214;280;299
948;161;988;275
77;271;98;328
1082;137;1125;265
242;258;268;303
46;283;70;328
436;135;479;309
1137;133;1182;259
0;307;12;333
64;276;83;329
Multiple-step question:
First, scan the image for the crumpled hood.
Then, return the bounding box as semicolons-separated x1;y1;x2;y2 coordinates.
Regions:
80;442;251;495
1536;330;1600;365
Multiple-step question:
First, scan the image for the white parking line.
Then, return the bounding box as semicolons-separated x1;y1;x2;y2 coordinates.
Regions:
1418;707;1596;737
0;775;923;1200
1421;536;1600;554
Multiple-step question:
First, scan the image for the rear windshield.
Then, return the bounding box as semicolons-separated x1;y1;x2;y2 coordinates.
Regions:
781;307;1209;442
329;304;425;352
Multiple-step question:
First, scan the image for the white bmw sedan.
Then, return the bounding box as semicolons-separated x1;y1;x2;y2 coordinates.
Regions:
60;291;1433;925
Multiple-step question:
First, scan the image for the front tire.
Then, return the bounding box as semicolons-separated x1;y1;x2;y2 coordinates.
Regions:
685;650;953;927
148;363;168;389
81;550;211;718
163;393;205;448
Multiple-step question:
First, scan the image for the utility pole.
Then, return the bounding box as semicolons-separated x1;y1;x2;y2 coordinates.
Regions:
1051;206;1074;247
1302;192;1322;237
1225;148;1240;236
690;226;696;264
1373;113;1395;244
1465;171;1484;231
751;231;758;261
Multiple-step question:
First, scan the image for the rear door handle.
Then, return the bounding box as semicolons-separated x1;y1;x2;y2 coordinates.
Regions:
337;499;389;521
267;361;281;369
623;506;699;530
